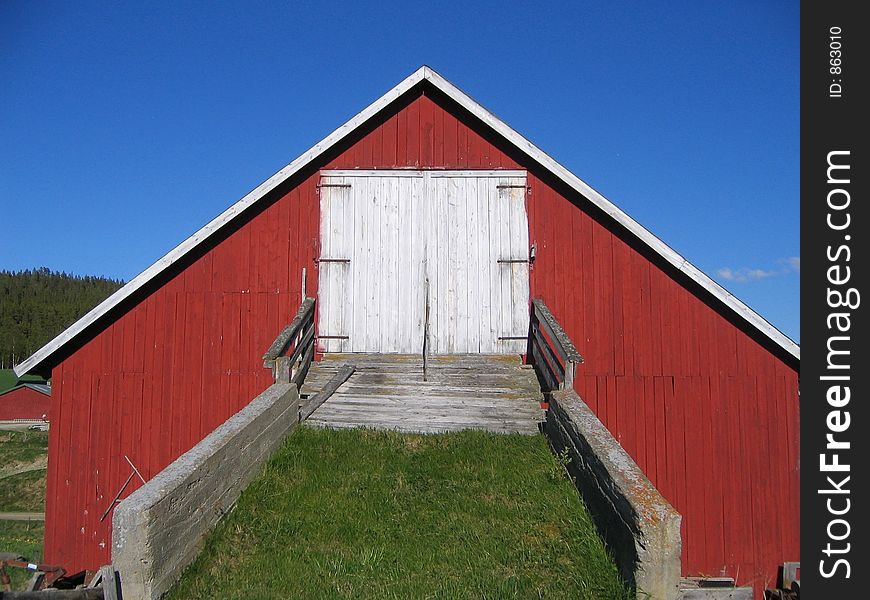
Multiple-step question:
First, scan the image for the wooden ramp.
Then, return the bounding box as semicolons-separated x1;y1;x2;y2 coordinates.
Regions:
301;354;544;435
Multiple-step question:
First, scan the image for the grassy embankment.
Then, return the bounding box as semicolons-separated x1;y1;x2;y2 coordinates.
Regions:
0;430;48;590
170;426;632;600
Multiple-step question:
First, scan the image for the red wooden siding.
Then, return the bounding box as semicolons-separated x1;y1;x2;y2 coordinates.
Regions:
46;87;799;598
323;94;521;170
527;172;800;593
0;386;51;420
44;91;522;571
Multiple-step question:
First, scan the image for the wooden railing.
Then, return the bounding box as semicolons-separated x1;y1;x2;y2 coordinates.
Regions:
527;298;583;392
263;297;316;386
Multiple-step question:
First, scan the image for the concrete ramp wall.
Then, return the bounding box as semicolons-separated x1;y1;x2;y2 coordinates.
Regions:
112;383;299;600
545;388;682;600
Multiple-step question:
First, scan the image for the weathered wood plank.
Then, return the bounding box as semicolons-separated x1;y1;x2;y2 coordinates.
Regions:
286;321;314;366
290;342;315;387
313;402;540;419
307;383;541;397
300;364;355;421
302;354;544;435
304;390;540;405
529;341;559;393
310;410;541;428
262;297;315;363
318;397;543;415
532;298;583;364
309;419;539;435
303;369;534;381
99;565;120;600
533;325;566;382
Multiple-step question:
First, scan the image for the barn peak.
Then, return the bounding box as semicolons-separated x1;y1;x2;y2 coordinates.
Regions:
14;65;798;377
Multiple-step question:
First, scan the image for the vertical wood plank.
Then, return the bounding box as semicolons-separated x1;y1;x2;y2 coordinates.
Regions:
615;377;634;460
638;258;653;375
465;176;480;351
653;376;668;494
478;176;493;352
698;376;722;572
643;376;657;482
420;174;433;352
433;102;444;166
420;95;435;167
369;120;382;168
755;374;782;573
407;97;420;167
451;177;465;351
339;178;354;353
508;179;531;352
320;185;335;344
633;375;647;472
708;375;727;570
467;121;480;166
496;184;511;352
384;176;398;351
396;105;408;167
663;376;687;569
457;121;468;167
443;105;458;167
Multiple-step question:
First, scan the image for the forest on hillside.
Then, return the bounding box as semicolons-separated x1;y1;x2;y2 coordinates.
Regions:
0;268;124;369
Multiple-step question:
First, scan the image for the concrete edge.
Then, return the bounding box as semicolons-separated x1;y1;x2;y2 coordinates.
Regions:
112;383;299;600
546;388;682;600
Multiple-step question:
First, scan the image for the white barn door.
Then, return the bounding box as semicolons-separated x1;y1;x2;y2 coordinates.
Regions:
318;170;528;354
318;172;426;353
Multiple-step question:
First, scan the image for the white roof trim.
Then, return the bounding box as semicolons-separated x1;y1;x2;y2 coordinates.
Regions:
321;169;527;178
423;68;798;362
15;65;797;376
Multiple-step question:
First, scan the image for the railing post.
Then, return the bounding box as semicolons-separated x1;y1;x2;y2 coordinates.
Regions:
563;360;575;390
263;297;316;386
529;298;583;394
274;356;292;384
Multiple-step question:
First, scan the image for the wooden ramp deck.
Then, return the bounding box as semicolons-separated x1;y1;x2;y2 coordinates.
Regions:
300;354;545;435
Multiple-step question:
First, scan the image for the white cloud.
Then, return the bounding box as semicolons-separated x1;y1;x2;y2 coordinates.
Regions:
717;256;800;284
717;267;777;283
783;256;800;272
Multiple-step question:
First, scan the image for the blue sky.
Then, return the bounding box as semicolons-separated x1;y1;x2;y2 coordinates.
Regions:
0;1;799;342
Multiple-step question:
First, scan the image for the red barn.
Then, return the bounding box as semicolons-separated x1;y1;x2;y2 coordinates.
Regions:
15;67;799;593
0;382;51;422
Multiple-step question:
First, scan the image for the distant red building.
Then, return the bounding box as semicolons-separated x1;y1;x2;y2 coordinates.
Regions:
0;382;51;421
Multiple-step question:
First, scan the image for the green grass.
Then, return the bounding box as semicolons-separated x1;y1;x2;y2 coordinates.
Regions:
0;431;49;466
0;521;44;589
0;430;47;590
169;426;632;600
0;469;46;512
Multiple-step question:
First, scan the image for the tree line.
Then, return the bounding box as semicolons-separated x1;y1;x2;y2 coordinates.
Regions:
0;268;124;369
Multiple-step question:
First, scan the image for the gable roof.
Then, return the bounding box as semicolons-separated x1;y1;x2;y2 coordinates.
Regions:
0;382;51;397
15;65;799;377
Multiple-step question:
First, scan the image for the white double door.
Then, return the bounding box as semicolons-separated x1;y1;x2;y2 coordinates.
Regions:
317;170;529;354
